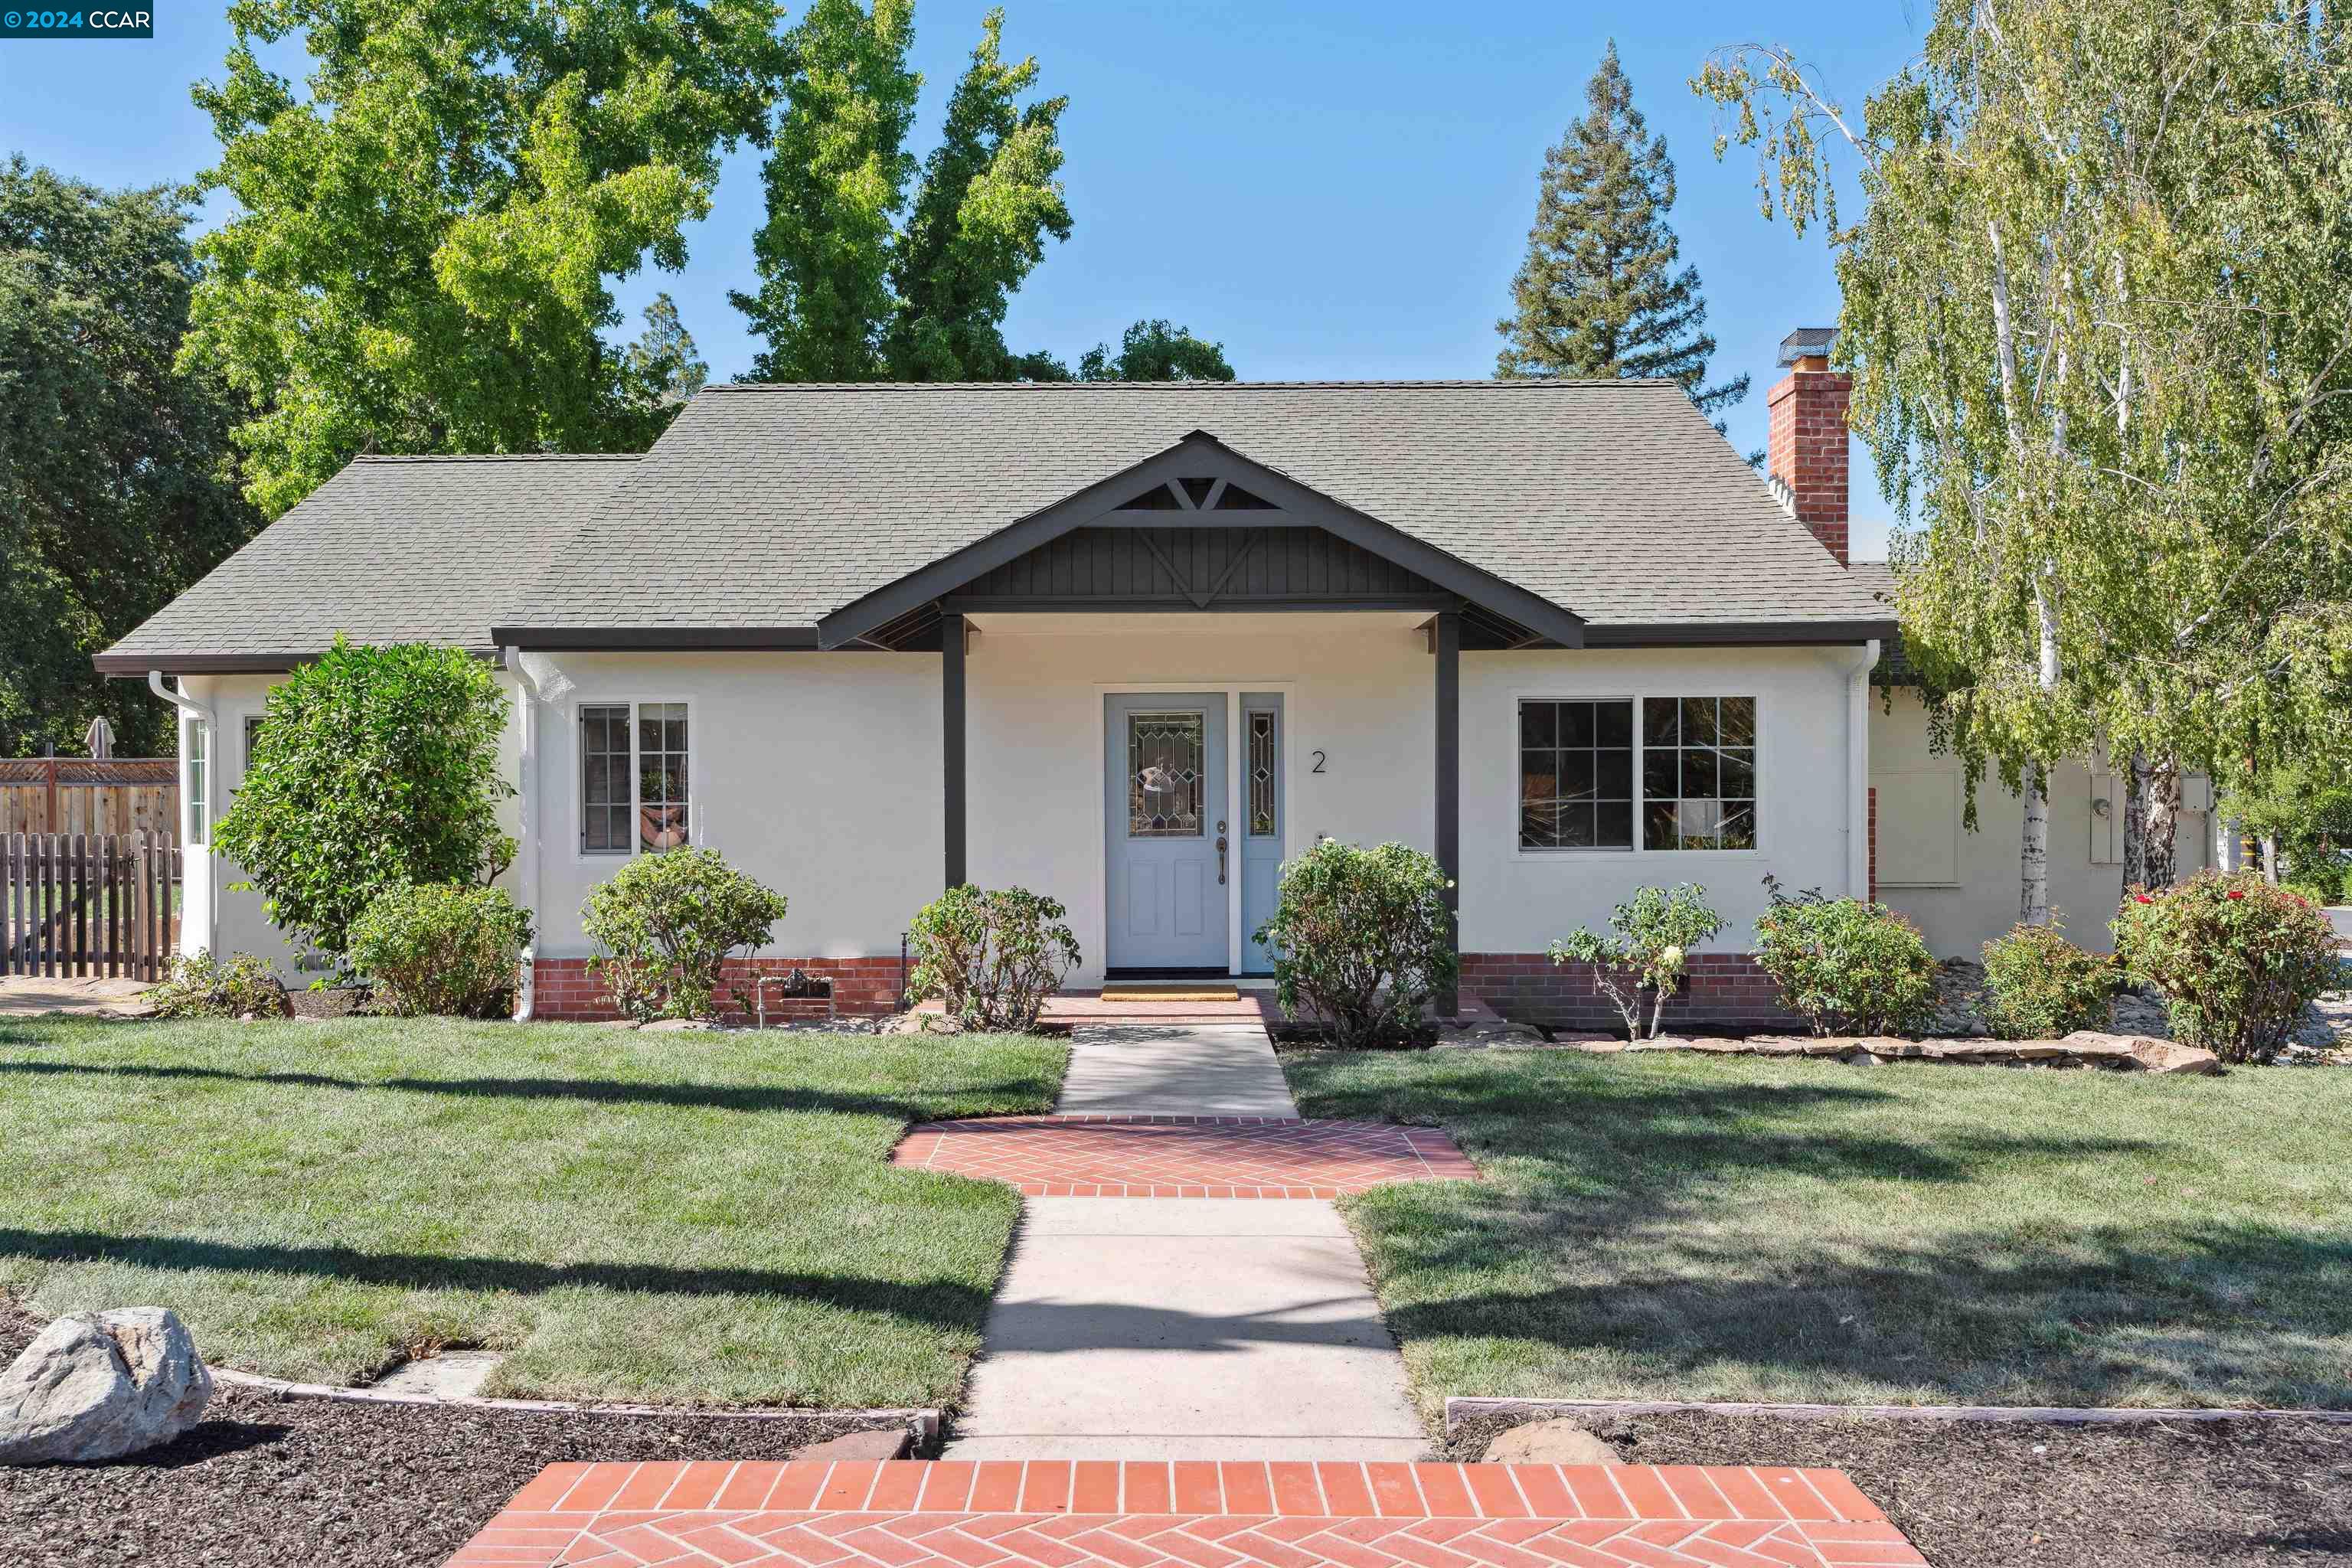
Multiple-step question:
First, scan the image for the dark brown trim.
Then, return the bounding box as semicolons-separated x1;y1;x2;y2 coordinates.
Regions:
942;613;966;890
1434;609;1460;1018
488;626;823;652
815;432;1586;650
1576;619;1896;648
940;594;1462;616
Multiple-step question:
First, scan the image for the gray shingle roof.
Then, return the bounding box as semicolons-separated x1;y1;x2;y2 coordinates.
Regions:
1845;560;1916;682
501;380;1886;636
96;455;639;672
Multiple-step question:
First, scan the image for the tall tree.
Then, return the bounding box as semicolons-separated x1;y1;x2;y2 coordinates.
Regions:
1498;42;1749;431
0;156;260;756
736;4;1228;382
731;0;919;380
1700;0;2352;922
737;2;1070;381
880;6;1070;379
621;292;711;408
188;0;792;518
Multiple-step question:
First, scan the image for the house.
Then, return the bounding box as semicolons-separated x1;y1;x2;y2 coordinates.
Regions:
106;334;1951;1030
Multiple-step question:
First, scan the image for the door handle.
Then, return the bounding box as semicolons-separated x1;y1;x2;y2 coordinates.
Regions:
1216;820;1228;884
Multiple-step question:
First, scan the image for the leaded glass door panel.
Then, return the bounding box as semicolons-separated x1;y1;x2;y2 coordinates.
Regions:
1105;693;1229;971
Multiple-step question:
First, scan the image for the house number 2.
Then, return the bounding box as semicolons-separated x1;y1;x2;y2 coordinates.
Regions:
1310;750;1328;774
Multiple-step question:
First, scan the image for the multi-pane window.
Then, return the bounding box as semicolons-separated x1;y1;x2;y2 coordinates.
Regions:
1246;708;1278;837
582;703;691;854
185;717;208;845
1642;697;1757;850
1128;711;1205;837
1517;696;1758;851
1518;700;1635;848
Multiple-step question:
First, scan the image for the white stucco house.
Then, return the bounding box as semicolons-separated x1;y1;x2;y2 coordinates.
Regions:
100;329;2187;1027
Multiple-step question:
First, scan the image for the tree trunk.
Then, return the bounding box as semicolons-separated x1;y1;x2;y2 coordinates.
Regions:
2122;752;2148;891
2021;760;2052;925
2143;762;2182;887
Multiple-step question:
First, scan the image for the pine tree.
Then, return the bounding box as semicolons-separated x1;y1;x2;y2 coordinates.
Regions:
621;294;710;410
1497;43;1747;430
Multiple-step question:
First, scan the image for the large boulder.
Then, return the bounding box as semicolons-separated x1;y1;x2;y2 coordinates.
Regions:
0;1308;212;1465
2062;1030;2223;1075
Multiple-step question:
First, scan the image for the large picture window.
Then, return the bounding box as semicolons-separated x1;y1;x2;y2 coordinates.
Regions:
1518;699;1634;848
581;702;691;854
1642;696;1757;850
1516;695;1758;852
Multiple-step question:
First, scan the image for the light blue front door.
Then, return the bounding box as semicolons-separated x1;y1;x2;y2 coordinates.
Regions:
1106;694;1229;972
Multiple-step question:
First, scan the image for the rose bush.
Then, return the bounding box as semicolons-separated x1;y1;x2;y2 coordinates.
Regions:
2112;871;2337;1063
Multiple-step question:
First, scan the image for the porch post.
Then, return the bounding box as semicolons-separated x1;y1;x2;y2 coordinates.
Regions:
1434;609;1460;1018
942;612;966;889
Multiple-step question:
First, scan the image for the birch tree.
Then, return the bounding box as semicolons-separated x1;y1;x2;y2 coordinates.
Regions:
1697;0;2352;922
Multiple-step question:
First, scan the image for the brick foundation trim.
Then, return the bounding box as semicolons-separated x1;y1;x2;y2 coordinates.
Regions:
530;956;905;1022
1462;951;1801;1032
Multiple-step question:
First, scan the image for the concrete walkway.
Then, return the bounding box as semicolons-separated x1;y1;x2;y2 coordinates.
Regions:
946;1024;1426;1462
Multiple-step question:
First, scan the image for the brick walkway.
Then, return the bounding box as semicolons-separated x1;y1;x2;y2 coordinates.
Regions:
890;1115;1479;1198
448;1459;1926;1566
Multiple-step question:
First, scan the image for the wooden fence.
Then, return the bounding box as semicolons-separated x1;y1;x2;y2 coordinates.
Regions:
0;758;178;838
1;833;182;981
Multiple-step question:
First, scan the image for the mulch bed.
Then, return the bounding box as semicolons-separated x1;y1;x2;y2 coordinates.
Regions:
1447;1409;2352;1567
0;1305;902;1568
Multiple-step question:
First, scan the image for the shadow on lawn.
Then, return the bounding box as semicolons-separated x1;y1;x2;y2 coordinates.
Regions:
1287;1051;2348;1406
0;1229;993;1325
0;1055;1049;1123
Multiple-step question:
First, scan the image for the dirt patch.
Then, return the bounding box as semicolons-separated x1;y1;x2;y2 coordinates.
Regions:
0;1302;906;1568
1447;1408;2352;1568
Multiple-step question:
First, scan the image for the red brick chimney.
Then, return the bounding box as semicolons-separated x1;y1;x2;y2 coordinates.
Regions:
1766;326;1851;566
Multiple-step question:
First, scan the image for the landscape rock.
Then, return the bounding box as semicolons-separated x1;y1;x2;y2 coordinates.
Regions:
1436;1020;1547;1049
0;1308;212;1465
793;1427;913;1462
640;1018;716;1033
2063;1030;2222;1075
1482;1418;1624;1466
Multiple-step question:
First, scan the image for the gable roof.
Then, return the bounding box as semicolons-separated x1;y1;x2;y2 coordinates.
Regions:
498;380;1888;644
100;381;1895;674
805;430;1589;650
93;454;639;675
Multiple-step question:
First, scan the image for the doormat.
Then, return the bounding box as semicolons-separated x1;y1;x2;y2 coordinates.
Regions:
1097;985;1243;1002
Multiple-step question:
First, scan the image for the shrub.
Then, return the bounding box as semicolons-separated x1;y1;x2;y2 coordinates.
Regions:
215;637;514;966
1254;839;1456;1048
906;885;1082;1032
348;883;533;1018
2112;871;2337;1063
2282;859;2345;906
1978;919;2115;1038
580;848;789;1022
146;951;289;1019
1751;877;1938;1037
1550;884;1726;1040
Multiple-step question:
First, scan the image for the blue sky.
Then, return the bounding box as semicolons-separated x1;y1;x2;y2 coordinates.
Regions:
0;0;1921;557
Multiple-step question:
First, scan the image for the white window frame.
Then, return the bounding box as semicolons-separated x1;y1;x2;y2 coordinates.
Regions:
1511;689;1766;858
183;714;211;846
573;697;698;860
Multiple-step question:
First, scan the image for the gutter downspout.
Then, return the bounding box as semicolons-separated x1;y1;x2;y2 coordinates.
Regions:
147;670;216;958
505;647;542;1021
1843;640;1882;900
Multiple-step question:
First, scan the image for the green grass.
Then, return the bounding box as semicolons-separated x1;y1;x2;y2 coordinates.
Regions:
0;1015;1063;1409
1282;1047;2352;1416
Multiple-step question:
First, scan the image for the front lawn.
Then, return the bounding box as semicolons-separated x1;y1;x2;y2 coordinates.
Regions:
0;1016;1063;1409
1283;1048;2352;1415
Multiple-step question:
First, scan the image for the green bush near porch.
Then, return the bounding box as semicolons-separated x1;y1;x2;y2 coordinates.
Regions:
1256;839;1456;1047
0;1015;1064;1408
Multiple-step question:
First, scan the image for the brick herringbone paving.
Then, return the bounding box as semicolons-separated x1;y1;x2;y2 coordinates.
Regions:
890;1116;1479;1197
446;1459;1928;1566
